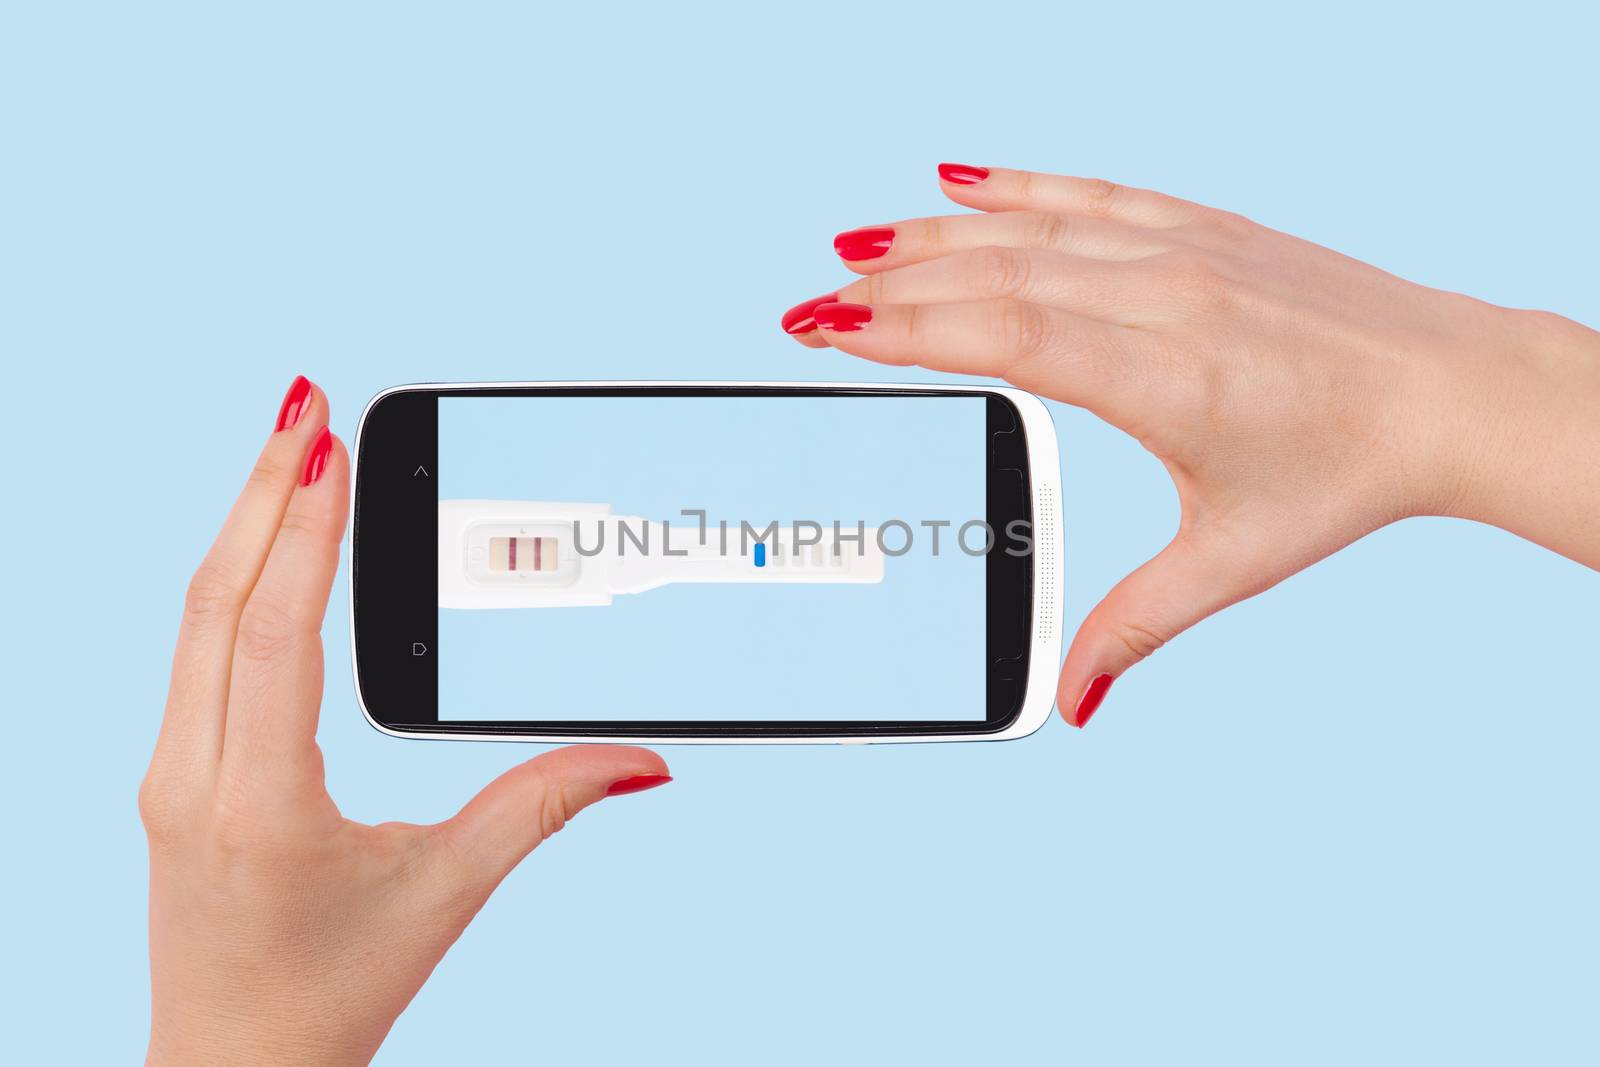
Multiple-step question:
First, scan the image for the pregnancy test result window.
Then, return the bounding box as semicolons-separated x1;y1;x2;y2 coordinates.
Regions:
437;396;987;721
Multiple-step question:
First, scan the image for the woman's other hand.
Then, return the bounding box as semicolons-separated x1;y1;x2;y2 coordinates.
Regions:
784;164;1600;725
140;378;671;1065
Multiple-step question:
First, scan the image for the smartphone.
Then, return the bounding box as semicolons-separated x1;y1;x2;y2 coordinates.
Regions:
350;382;1063;743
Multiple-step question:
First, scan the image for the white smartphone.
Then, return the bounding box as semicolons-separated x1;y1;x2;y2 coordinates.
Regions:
349;382;1063;743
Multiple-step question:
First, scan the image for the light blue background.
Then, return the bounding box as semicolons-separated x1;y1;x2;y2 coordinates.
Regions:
437;395;987;720
3;2;1597;1064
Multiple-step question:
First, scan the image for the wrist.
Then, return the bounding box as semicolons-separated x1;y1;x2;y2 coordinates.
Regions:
1429;305;1600;566
148;1008;374;1067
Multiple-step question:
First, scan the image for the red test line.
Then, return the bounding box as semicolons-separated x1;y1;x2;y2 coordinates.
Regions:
508;537;517;571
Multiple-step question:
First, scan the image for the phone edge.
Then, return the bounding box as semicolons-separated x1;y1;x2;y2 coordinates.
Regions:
348;381;1064;745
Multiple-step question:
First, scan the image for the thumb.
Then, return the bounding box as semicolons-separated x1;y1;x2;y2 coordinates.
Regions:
438;745;671;893
1058;532;1258;727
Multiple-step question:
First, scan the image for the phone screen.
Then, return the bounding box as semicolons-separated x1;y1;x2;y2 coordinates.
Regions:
436;395;989;721
351;385;1036;737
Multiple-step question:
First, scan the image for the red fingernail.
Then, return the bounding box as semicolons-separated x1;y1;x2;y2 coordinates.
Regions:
301;426;333;486
833;226;894;261
812;302;872;332
275;375;313;432
1074;674;1114;727
781;292;840;335
606;773;673;797
938;162;990;185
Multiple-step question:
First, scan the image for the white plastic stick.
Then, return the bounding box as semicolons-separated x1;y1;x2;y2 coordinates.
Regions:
439;499;886;608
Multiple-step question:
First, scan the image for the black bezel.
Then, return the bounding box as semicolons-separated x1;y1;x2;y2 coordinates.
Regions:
352;385;1034;737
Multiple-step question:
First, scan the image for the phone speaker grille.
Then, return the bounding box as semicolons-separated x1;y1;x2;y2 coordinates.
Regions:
1036;484;1059;646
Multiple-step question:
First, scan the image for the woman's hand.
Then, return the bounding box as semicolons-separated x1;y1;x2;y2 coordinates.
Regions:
784;164;1600;725
139;378;672;1066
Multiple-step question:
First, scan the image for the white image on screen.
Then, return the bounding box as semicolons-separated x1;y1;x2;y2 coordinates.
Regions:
438;499;886;609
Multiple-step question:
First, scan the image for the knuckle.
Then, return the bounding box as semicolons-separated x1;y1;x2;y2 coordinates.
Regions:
233;595;303;665
972;245;1033;298
209;796;264;855
207;775;294;857
992;298;1052;365
1198;207;1257;242
901;302;927;351
1150;352;1233;459
1151;248;1205;280
1023;210;1074;251
138;772;181;843
538;786;573;841
1154;251;1234;311
245;454;293;495
1108;617;1170;662
1078;178;1123;218
183;560;243;624
275;506;325;542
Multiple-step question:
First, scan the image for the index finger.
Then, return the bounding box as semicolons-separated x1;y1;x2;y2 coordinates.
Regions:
151;377;329;788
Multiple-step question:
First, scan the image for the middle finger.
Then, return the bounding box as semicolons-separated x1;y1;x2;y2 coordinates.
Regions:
832;210;1173;273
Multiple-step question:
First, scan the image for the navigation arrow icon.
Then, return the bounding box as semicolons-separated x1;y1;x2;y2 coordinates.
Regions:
413;466;429;478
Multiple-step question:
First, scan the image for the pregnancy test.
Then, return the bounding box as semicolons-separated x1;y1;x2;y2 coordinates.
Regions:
438;499;886;609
